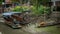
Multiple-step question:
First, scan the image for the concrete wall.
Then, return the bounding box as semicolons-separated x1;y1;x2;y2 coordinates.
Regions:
51;0;60;6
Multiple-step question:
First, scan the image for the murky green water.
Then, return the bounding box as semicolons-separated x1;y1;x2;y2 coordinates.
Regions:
0;22;60;34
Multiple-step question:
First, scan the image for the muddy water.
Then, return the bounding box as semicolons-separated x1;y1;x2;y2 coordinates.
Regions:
22;24;48;34
0;22;48;34
22;24;37;33
0;21;60;34
0;22;31;34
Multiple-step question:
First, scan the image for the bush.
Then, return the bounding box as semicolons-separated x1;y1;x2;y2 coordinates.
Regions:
12;5;50;15
12;6;30;12
12;6;22;12
31;5;50;15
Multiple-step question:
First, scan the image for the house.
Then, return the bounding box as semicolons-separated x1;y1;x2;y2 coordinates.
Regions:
50;0;60;23
51;0;60;6
1;0;12;13
3;0;12;8
51;0;60;11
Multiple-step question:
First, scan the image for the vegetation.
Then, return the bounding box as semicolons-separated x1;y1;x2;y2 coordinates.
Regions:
12;6;30;12
31;5;50;15
0;0;3;4
11;0;20;3
11;0;51;16
12;5;50;16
